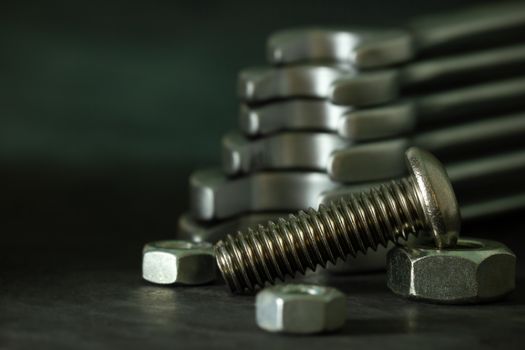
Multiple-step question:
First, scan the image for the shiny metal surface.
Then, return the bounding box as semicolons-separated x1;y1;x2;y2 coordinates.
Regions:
267;2;525;67
268;28;413;68
190;169;343;221
256;284;346;334
214;148;460;292
322;149;525;205
194;150;525;221
178;212;286;244
416;76;525;125
330;112;525;182
226;111;525;176
238;64;355;103
177;212;389;273
386;238;516;304
410;2;525;53
406;148;460;248
239;99;349;137
142;240;216;285
331;44;525;105
242;46;525;106
179;188;525;276
223;131;350;175
241;76;525;139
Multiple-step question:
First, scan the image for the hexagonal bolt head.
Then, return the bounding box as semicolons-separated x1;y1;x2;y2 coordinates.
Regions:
387;237;516;304
256;284;347;334
142;240;216;285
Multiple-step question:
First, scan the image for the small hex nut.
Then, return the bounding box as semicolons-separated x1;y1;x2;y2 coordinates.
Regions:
142;240;216;285
387;237;516;304
256;284;346;334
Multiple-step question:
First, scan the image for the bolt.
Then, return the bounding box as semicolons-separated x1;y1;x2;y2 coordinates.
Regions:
215;147;461;293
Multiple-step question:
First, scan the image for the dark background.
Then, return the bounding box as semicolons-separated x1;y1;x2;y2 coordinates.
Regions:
0;0;501;270
1;1;524;349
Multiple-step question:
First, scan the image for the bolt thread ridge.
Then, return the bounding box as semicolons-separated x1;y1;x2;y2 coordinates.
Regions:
215;177;428;292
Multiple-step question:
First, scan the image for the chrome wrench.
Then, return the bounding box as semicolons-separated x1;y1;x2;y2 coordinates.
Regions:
226;111;525;176
191;150;525;220
268;2;525;68
240;75;525;139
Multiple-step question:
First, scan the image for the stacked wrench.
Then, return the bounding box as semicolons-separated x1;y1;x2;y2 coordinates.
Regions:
178;2;525;273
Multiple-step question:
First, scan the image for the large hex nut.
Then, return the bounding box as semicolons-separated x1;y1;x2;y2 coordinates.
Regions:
256;284;346;334
387;237;516;304
142;240;216;285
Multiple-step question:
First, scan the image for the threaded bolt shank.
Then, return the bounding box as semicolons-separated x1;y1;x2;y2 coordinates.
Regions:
215;148;461;293
216;178;429;292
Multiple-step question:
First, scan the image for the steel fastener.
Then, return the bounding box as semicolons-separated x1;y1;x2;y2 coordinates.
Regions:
386;237;516;303
215;147;461;293
256;284;346;334
142;240;216;285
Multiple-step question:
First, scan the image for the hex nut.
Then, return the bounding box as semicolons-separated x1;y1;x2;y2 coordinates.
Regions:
387;237;516;304
142;240;216;285
256;284;347;334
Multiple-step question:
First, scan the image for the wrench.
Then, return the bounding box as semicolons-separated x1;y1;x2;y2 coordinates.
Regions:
191;150;525;220
191;170;341;220
268;2;525;68
241;44;525;105
329;112;525;182
226;111;525;176
240;76;525;140
331;43;525;105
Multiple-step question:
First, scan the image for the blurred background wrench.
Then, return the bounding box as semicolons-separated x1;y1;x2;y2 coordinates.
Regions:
225;111;525;175
331;43;525;105
320;149;525;218
329;111;525;182
240;75;525;138
267;1;525;68
339;76;525;140
240;44;525;105
190;150;525;220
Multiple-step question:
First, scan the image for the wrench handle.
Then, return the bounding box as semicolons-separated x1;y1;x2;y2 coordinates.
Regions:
410;2;525;55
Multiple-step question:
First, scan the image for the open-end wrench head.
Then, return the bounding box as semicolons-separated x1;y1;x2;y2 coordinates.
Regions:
405;147;461;249
267;28;414;69
238;64;354;103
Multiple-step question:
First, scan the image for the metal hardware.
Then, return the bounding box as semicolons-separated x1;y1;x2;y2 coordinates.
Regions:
256;284;346;333
177;213;389;273
214;148;461;292
240;76;525;139
387;237;516;303
142;240;216;285
226;111;525;176
241;45;525;106
192;149;525;221
267;2;525;67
